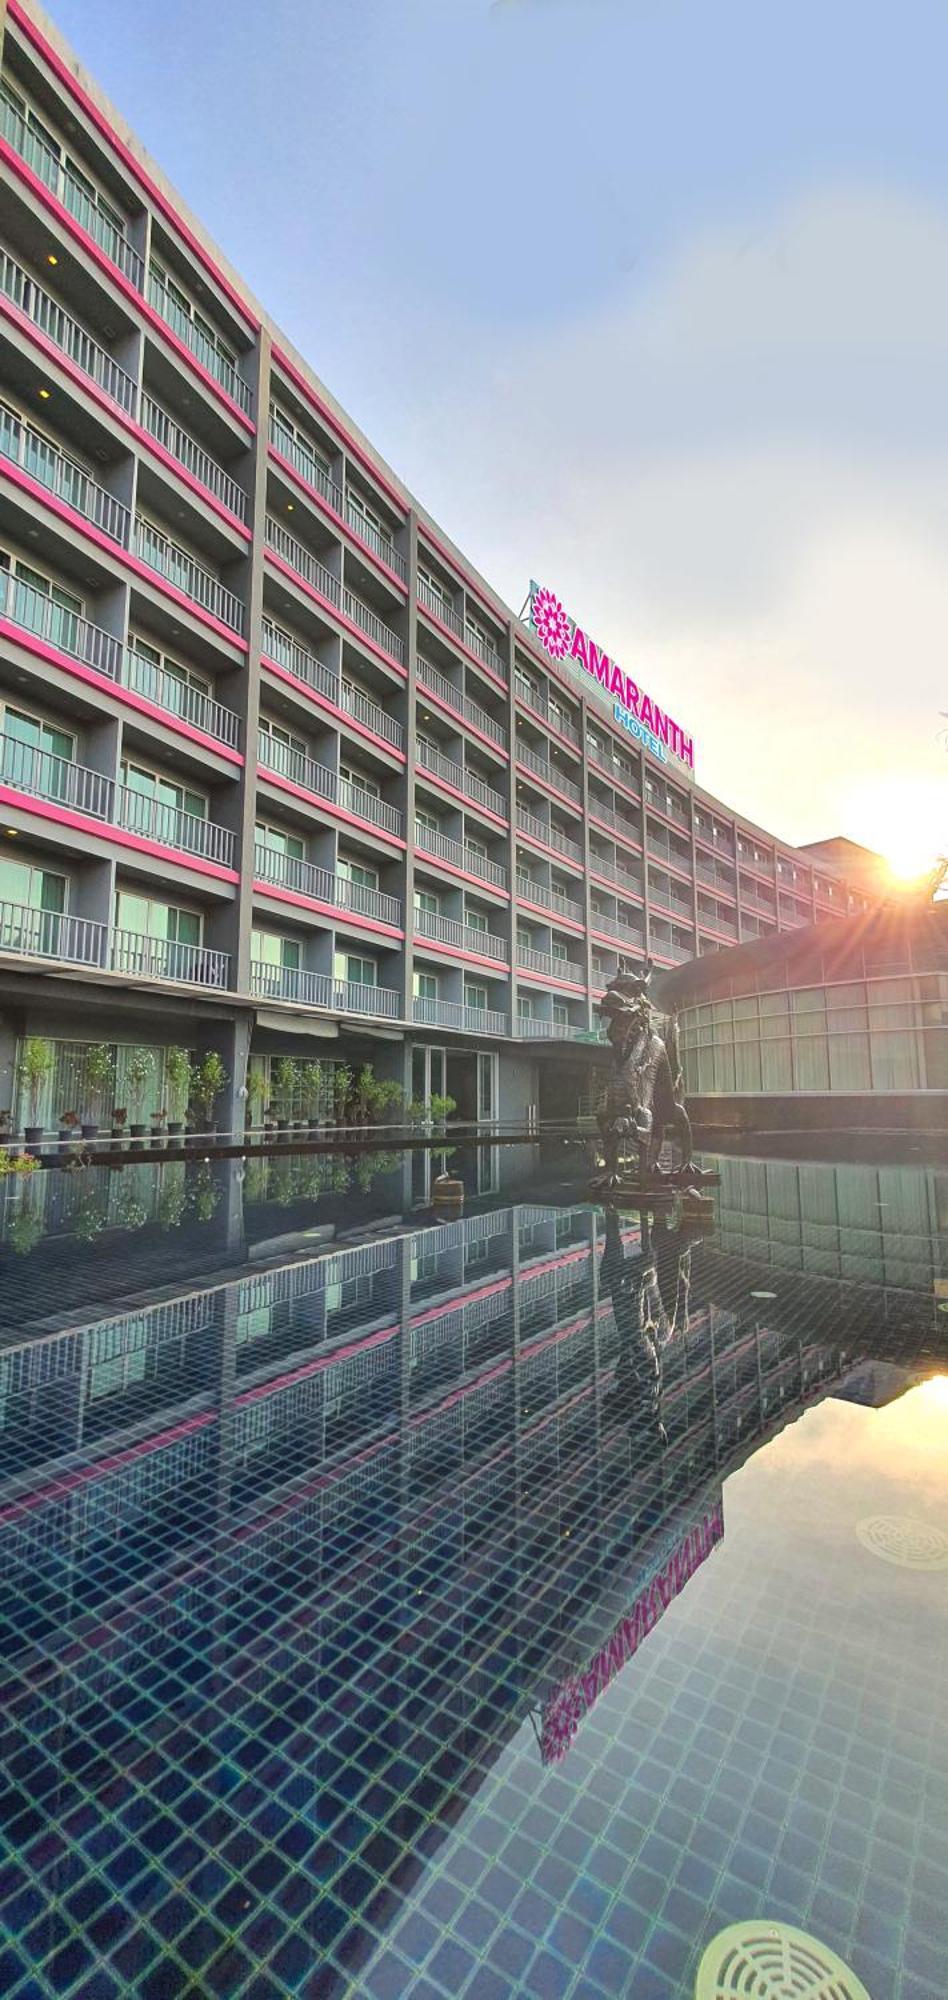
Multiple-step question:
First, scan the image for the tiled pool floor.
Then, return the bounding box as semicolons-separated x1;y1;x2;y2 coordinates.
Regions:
0;1148;945;1996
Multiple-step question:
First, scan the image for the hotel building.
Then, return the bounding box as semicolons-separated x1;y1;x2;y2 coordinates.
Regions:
0;0;876;1124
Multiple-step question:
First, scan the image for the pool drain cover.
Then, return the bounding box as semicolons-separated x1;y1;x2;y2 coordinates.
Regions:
855;1514;948;1569
695;1922;871;1997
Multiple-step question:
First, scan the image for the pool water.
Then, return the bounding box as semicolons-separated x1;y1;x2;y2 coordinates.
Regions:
0;1146;945;1998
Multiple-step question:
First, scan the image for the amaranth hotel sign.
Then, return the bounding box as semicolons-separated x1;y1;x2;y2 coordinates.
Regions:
528;581;695;774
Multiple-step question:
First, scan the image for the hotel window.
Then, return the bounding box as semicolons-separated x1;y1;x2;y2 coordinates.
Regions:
120;760;207;823
517;995;535;1020
339;764;380;800
127;633;211;709
465;982;488;1011
339;855;379;890
552;940;569;965
464;833;488;859
0;701;74;768
0;548;83;646
415;889;439;917
515;667;539;701
116;891;201;949
1;77;127;238
464;906;488;932
347;489;393;552
465;613;494;654
517;927;532;952
0;854;67;921
256;822;304;862
418;564;452;615
270;403;333;485
252;928;300;971
335;951;377;987
553;1002;570;1027
1;397;93;499
416;807;440;835
149;259;237;374
413;970;438;1001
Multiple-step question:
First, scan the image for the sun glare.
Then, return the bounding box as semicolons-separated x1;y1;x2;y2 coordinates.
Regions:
844;776;944;886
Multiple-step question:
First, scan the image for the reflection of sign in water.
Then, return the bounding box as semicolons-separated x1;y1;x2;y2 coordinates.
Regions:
540;1501;724;1763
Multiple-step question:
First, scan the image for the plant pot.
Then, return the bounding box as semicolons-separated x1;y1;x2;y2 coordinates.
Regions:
24;1125;44;1144
167;1121;184;1137
81;1122;98;1140
276;1118;289;1132
150;1126;166;1149
130;1123;148;1137
307;1118;321;1132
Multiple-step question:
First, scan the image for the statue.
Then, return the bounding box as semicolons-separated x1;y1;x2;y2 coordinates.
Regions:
593;959;716;1194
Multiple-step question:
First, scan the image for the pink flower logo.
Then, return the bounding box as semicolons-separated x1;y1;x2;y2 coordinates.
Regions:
532;586;571;660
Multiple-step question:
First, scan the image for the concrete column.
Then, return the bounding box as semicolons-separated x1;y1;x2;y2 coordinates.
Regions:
394;512;419;1029
192;1010;253;1136
227;327;271;997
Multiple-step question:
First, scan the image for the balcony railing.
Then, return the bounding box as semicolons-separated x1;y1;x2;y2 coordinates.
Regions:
698;912;737;939
0;730;112;819
251;962;400;1017
261;618;403;749
587;740;639;791
646;837;693;877
414;821;507;888
0;404;130;544
0;90;145;290
645;795;691;833
515;874;584;924
652;938;694;964
416;656;507;748
464;623;507;680
414;907;507;959
696;859;736;896
516;807;583;865
134;517;244;633
116;786;236;866
266;518;403;664
417;572;463;637
0;247;137;414
517;1018;599;1041
588;854;643;897
0;568;122;678
111;930;230;987
345;496;407;582
146;268;251;413
515;742;581;804
740;884;777;917
416;737;506;818
515;680;581;746
0;898;107;968
123;648;240;749
695;825;734;858
255;843;402;926
412;996;507;1035
587;795;641;846
517;945;584;982
268;410;343;512
257;731;403;836
589;913;645;948
140;394;248;521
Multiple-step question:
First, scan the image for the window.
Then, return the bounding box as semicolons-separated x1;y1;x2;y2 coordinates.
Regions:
465;906;488;933
0;855;66;919
270;403;333;485
335;952;377;987
552;940;568;965
340;764;380;799
517;927;533;951
120;760;207;822
347;488;393;551
518;995;535;1020
553;1002;569;1027
115;892;201;948
1;78;127;240
465;834;487;860
416;808;440;835
252;928;300;971
0;548;83;649
415;889;439;917
256;822;304;861
128;633;210;707
150;258;237;373
418;564;452;614
413;970;438;1000
0;702;74;765
339;855;379;890
465;982;488;1012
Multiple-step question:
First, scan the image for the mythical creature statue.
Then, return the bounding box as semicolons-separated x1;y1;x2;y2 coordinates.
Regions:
593;959;697;1189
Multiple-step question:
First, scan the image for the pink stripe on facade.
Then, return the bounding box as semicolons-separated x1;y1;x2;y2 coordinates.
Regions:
517;825;584;872
0;619;242;764
258;766;406;850
515;895;585;936
0;786;238;881
516;967;587;994
264;549;405;676
8;0;260;333
417;765;507;829
415;847;510;900
413;935;510;973
515;759;579;808
409;1278;511;1329
417;598;508;692
262;656;405;763
417;681;509;762
252;880;403;940
271;347;405;512
268;445;407;594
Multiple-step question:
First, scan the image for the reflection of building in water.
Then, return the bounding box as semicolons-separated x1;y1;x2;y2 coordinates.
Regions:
3;1175;938;1995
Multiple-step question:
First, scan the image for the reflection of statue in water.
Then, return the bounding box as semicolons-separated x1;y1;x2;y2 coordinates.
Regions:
594;960;713;1193
600;1202;703;1454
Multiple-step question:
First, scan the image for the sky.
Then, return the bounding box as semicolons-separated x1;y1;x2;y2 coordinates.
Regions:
52;0;947;863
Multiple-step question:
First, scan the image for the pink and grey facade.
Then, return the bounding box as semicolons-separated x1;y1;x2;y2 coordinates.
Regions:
0;0;874;1119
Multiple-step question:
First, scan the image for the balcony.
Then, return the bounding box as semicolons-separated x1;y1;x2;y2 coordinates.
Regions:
414;908;507;960
414;820;507;889
464;623;507;681
647;836;693;878
587;796;641;846
0;566;122;677
416;655;507;748
740;884;777;918
516;742;581;804
111;930;230;986
412;996;507;1035
134;517;244;633
0;89;145;290
255;843;402;926
250;962;400;1018
0;729;235;865
0;900;231;986
589;913;645;949
140;393;248;521
257;731;403;837
116;786;236;866
587;741;639;792
123;647;240;749
517;1018;600;1041
588;855;643;898
265;518;404;665
146;267;251;413
417;571;463;638
268;409;343;513
515;874;584;924
696;858;736;896
416;737;506;818
261;619;403;751
652;938;694;964
345;494;407;583
0;404;130;544
0;247;137;414
517;946;584;983
515;680;581;746
695;824;734;858
516;807;583;865
645;795;691;834
699;912;737;940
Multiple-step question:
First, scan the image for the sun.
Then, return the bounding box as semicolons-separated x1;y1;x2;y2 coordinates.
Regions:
843;774;945;886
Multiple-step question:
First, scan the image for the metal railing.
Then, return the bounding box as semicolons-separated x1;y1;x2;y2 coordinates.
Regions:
645;795;691;833
134;517;244;633
123;648;240;748
146;267;251;412
414;821;507;888
0;568;122;678
415;737;506;818
111;929;230;986
0;90;144;289
116;786;236;866
464;623;507;679
342;582;404;665
517;945;584;982
261;618;403;748
586;795;641;845
587;740;639;790
695;825;734;857
250;962;400;1017
417;571;463;636
517;1017;597;1041
0;247;137;413
740;883;778;917
698;912;737;939
268;410;343;512
515;679;581;745
412;996;507;1035
0;403;130;543
651;937;694;963
696;859;737;895
257;731;403;835
414;907;506;959
0;898;107;968
266;519;403;664
588;854;643;897
0;730;112;819
516;807;583;864
254;843;402;926
589;912;645;948
141;393;248;520
416;655;507;747
646;837;693;876
346;495;407;581
515;874;584;923
515;741;581;803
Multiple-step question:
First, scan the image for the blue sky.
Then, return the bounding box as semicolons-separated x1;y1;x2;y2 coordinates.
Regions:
54;0;947;861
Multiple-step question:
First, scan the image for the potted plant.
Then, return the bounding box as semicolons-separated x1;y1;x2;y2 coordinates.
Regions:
332;1063;352;1130
157;1168;187;1230
164;1046;191;1137
81;1043;114;1138
189;1050;228;1137
429;1092;457;1131
299;1059;323;1130
364;1077;404;1125
125;1046;156;1142
150;1105;167;1148
58;1107;80;1142
111;1107;128;1141
18;1035;54;1145
246;1067;266;1132
271;1055;299;1132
